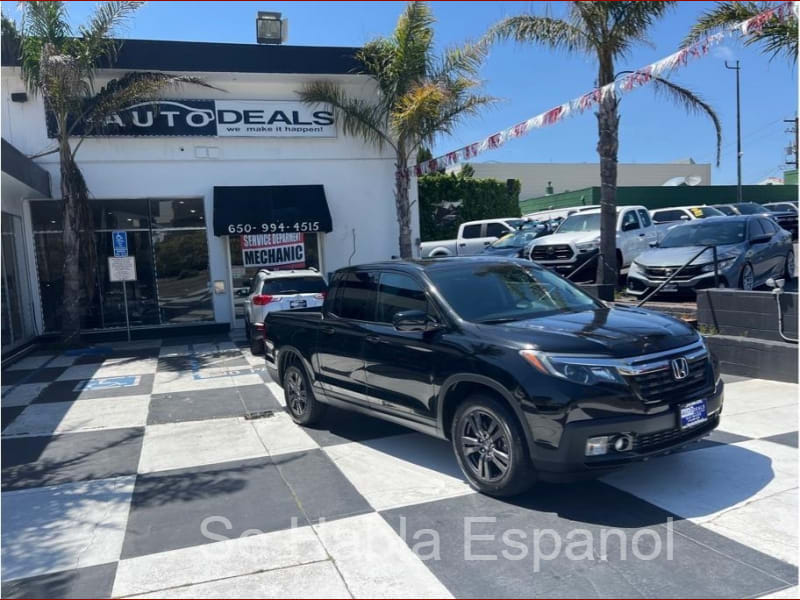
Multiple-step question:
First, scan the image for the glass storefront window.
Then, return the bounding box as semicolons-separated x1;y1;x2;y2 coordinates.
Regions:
151;198;206;228
2;213;34;349
153;230;213;323
31;197;212;332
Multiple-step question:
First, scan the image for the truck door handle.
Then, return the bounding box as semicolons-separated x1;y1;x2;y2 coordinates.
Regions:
638;233;645;237
459;243;466;247
484;241;491;245
321;326;335;335
365;335;380;344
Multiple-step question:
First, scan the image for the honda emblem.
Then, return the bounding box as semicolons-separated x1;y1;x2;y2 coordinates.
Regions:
671;357;689;380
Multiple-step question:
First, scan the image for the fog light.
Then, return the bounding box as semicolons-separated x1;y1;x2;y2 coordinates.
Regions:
612;434;633;452
585;436;609;456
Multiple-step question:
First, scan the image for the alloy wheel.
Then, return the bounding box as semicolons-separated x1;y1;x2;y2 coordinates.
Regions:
460;409;512;483
286;368;307;417
742;264;754;291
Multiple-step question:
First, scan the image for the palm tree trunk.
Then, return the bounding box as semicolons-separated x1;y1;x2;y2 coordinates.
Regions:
60;143;89;345
394;150;413;259
595;57;619;287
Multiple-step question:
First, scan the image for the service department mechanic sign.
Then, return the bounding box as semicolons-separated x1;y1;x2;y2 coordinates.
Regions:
241;233;306;269
48;100;336;138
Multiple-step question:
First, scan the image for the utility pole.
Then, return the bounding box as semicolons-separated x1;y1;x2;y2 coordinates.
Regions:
725;60;742;202
784;117;798;167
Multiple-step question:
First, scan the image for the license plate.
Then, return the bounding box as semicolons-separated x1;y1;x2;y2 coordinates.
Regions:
289;299;307;309
661;283;679;292
679;399;708;429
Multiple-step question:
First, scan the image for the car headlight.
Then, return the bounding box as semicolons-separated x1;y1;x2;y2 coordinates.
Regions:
701;257;736;272
520;350;624;386
576;239;600;253
629;260;644;273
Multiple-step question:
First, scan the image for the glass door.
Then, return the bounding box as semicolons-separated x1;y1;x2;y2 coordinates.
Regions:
2;213;35;349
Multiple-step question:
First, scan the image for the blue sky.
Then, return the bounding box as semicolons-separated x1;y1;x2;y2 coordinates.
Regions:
3;1;797;185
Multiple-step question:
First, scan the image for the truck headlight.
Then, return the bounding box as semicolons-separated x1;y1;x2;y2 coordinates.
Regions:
576;239;600;253
520;350;623;386
701;257;736;272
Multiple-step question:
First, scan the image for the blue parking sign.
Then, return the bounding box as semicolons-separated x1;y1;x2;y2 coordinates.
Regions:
112;231;128;257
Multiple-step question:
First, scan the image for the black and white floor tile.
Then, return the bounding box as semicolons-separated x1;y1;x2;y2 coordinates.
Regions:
1;335;797;598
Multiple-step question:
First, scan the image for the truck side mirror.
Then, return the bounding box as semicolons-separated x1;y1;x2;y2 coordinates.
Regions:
392;310;442;333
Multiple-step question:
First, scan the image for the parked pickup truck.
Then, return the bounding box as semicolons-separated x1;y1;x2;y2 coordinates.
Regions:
420;218;524;258
527;205;662;280
264;257;722;497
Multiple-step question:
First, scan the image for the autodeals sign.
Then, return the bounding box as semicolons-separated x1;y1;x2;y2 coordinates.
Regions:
241;233;306;269
49;100;336;138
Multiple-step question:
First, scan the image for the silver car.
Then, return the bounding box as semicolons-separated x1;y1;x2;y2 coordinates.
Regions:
627;215;794;295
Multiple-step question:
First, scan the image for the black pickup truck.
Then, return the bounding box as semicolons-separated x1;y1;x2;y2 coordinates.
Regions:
264;257;722;497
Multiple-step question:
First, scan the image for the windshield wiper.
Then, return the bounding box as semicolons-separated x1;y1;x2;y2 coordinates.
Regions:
476;316;523;324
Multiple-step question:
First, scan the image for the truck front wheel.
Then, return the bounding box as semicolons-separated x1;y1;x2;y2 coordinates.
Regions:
283;362;326;425
451;394;534;497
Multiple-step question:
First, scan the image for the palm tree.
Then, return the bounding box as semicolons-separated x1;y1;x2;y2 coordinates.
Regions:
298;1;493;259
486;2;722;285
685;2;797;62
12;1;214;343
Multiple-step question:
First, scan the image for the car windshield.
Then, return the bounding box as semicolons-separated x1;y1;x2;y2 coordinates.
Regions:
489;231;539;249
660;221;746;248
714;205;737;216
688;206;724;218
732;203;765;215
556;213;601;233
428;263;599;323
262;276;326;294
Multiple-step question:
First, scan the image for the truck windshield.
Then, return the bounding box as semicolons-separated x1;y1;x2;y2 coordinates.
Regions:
556;213;601;233
732;203;766;215
660;221;746;248
428;263;599;323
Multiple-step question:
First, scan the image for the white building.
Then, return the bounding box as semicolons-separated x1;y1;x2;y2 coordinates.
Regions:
449;160;711;201
1;38;415;348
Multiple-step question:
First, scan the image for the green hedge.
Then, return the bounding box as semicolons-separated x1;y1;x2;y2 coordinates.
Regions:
419;173;521;241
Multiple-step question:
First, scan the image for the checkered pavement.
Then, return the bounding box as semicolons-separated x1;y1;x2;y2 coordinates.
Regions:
1;334;797;598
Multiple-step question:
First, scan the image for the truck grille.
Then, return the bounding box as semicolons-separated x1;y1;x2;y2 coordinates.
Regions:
644;264;705;281
532;244;574;261
633;418;716;453
629;354;711;405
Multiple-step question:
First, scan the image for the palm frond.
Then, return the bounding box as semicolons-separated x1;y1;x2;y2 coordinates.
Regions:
684;1;797;62
648;76;723;166
78;1;143;66
391;1;435;97
18;1;71;93
77;72;222;137
2;13;21;61
414;92;496;153
484;14;589;53
298;80;394;151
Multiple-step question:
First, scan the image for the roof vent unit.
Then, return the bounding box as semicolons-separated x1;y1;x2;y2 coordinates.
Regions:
256;11;288;45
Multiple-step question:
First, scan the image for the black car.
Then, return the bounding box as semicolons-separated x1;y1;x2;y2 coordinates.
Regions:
481;229;545;258
712;202;797;238
264;258;722;497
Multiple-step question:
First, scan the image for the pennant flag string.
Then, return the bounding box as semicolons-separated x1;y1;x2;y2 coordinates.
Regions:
408;1;797;178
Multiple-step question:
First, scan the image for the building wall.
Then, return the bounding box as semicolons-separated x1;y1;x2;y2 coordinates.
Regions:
455;161;712;201
520;185;799;214
1;68;415;329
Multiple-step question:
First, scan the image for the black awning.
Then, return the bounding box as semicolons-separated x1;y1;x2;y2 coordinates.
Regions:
212;185;332;236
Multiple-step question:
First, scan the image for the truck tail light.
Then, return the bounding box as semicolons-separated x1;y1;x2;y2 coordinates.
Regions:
253;294;274;306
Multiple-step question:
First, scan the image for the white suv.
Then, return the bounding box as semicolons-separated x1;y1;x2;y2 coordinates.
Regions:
244;268;327;354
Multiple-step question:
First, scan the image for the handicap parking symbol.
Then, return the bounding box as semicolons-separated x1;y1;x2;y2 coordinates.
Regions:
74;375;141;392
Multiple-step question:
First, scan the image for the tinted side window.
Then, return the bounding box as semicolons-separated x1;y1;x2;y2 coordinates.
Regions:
461;224;482;239
749;219;766;239
620;210;640;230
637;209;652;227
376;273;427;324
486;222;509;238
760;217;777;234
651;209;684;223
333;271;377;321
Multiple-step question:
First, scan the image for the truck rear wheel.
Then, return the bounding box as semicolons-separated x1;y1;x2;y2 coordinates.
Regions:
451;393;534;497
283;362;326;426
